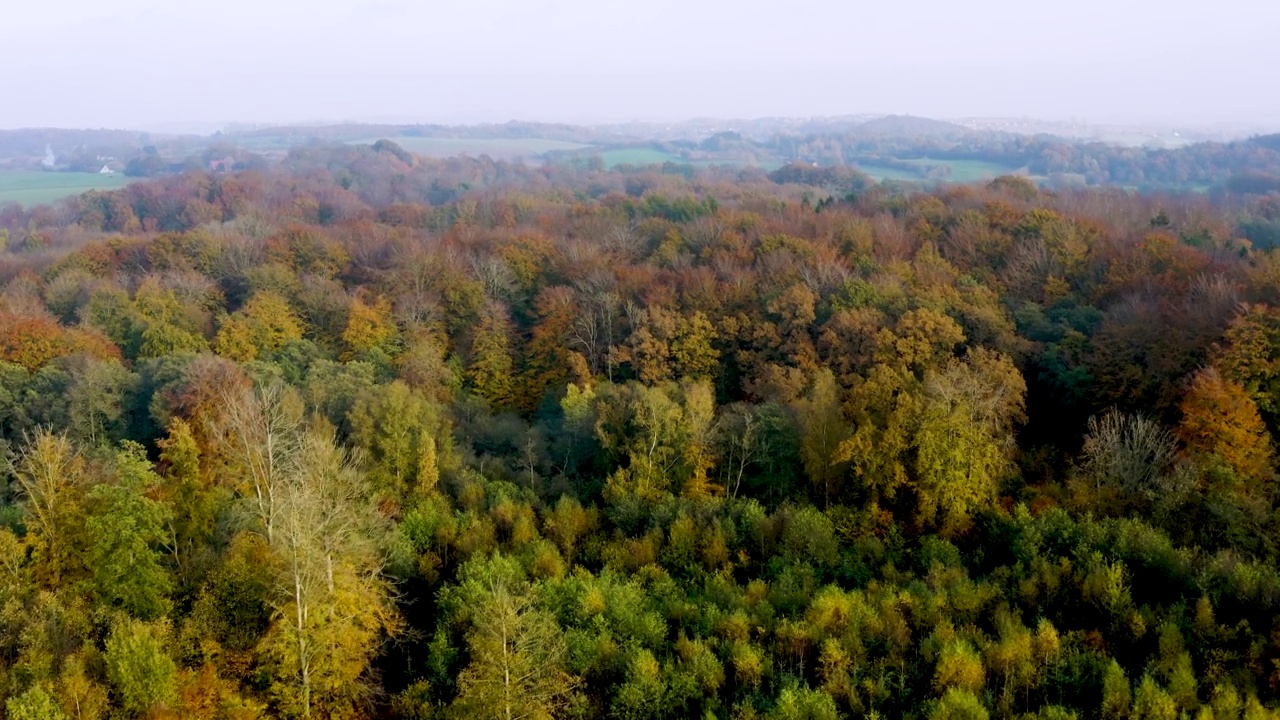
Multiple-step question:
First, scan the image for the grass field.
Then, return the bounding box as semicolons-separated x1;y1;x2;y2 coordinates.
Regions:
855;157;1022;184
900;158;1022;182
853;164;927;183
351;136;590;159
0;171;132;207
600;148;684;168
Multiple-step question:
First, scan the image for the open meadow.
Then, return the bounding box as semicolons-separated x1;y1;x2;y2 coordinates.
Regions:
0;171;131;207
855;157;1024;183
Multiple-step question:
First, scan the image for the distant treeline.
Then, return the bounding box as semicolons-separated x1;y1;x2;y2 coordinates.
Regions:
6;118;1280;194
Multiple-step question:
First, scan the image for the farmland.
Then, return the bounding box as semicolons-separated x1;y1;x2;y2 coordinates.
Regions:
0;171;132;207
854;157;1024;184
598;147;685;167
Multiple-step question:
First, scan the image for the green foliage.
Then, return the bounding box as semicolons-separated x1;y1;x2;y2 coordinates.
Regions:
105;618;178;716
349;380;452;498
445;555;577;720
767;684;839;720
914;349;1025;530
84;442;174;619
5;686;66;720
4;143;1280;720
931;688;989;720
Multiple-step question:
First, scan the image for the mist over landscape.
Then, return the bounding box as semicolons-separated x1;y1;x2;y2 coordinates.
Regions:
4;0;1279;130
7;3;1280;720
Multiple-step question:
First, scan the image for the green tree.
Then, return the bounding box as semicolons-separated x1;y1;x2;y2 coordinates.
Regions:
931;688;989;720
448;556;576;720
105;618;178;717
796;368;848;507
596;381;718;502
63;357;137;447
768;685;840;720
1215;304;1280;422
914;349;1025;530
348;380;452;500
156;417;224;587
1131;675;1177;720
132;278;209;358
6;685;66;720
84;442;174;619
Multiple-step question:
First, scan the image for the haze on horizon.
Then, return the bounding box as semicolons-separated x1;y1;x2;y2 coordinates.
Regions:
2;0;1277;133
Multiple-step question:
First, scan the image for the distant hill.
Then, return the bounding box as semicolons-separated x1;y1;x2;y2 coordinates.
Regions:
227;121;609;146
854;115;970;138
1250;134;1280;152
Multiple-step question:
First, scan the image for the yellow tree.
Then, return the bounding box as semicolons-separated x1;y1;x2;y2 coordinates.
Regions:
1177;367;1274;482
837;309;966;508
341;296;396;360
677;380;718;498
214;291;305;362
622;307;720;386
259;431;398;720
14;431;90;587
467;301;516;410
913;349;1025;532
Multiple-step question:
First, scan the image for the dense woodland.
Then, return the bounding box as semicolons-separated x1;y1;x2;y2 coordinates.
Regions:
4;142;1280;719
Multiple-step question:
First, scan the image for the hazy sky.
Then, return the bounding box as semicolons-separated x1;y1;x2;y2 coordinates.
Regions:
2;0;1277;130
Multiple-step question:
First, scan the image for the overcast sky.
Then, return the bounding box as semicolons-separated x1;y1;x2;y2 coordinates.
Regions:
1;0;1276;131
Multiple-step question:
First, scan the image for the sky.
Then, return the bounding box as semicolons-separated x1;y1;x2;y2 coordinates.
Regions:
1;0;1277;131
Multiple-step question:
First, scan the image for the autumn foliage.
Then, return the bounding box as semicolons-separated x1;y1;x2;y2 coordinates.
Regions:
2;145;1280;719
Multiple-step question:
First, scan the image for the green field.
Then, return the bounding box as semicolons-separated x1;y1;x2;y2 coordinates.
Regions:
352;136;590;159
900;157;1023;182
0;171;132;207
853;164;928;183
600;148;684;168
855;157;1023;184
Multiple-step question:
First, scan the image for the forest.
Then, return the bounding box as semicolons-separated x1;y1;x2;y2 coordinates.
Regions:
3;141;1280;719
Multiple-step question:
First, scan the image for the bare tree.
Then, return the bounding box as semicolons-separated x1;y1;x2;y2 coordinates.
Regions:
216;381;304;544
263;430;395;719
719;404;761;499
1080;409;1177;497
571;270;620;381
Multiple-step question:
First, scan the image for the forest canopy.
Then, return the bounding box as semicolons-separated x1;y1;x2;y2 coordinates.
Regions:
1;143;1280;719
